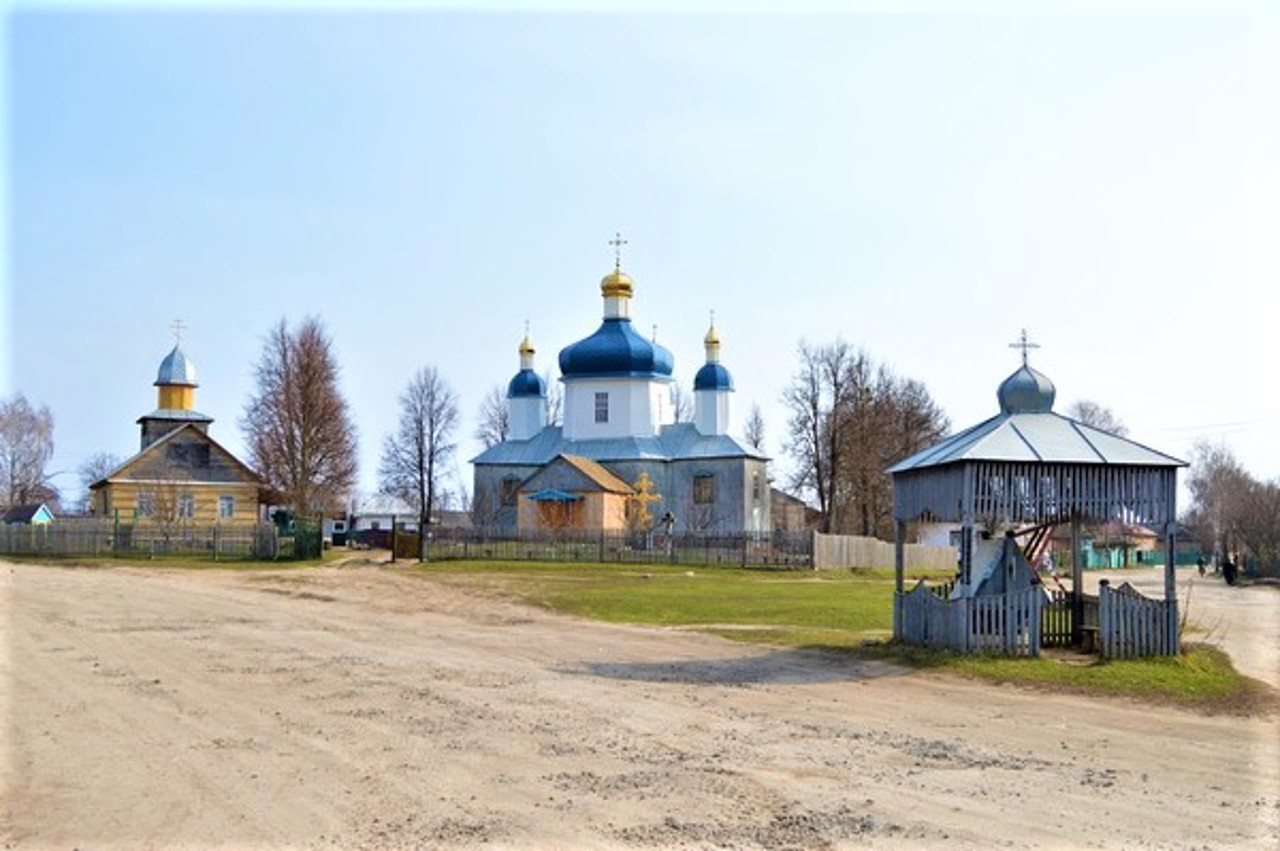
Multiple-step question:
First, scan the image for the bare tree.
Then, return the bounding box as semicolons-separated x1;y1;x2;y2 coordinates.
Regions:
77;451;121;512
1184;439;1251;561
543;369;563;426
783;340;948;537
1066;399;1128;436
671;384;694;423
1236;478;1280;572
241;317;358;519
743;403;766;451
475;385;510;449
378;366;459;561
0;393;55;507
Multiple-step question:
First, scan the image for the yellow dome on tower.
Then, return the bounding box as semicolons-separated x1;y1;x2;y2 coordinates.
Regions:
600;266;634;299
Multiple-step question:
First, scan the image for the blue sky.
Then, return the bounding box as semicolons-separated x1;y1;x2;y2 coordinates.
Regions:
6;2;1278;507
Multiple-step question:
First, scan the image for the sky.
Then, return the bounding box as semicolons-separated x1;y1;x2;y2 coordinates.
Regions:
5;1;1279;509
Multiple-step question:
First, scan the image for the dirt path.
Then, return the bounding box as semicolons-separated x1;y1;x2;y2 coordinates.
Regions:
3;561;1277;850
1083;566;1280;689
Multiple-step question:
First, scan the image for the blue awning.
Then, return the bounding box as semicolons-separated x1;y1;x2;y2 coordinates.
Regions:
526;489;583;502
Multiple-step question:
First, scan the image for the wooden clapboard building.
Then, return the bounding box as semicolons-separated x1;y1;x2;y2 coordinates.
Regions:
89;335;262;525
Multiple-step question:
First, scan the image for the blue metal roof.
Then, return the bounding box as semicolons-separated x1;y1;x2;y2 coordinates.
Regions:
693;362;734;391
507;368;546;398
886;411;1185;472
997;364;1054;414
471;423;767;466
558;319;674;379
155;344;198;386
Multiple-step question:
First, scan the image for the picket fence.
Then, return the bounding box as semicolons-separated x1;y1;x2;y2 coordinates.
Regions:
1098;581;1177;658
897;582;1044;656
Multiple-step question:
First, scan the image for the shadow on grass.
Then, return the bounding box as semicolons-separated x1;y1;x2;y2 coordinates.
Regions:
565;645;913;686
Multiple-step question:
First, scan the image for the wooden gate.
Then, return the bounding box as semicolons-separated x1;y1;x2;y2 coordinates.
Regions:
1098;582;1177;658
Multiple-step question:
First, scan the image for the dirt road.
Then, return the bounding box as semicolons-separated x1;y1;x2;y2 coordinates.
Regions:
3;562;1277;850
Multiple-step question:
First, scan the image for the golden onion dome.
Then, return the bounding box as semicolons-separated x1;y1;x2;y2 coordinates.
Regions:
704;323;720;347
600;266;634;299
518;333;535;356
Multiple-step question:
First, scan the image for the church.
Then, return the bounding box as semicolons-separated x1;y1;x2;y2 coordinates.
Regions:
89;332;261;525
471;244;770;535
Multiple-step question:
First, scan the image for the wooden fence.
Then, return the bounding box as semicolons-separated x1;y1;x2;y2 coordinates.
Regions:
1098;581;1177;658
1040;589;1099;648
414;527;816;569
813;532;956;571
0;518;283;561
897;583;1044;656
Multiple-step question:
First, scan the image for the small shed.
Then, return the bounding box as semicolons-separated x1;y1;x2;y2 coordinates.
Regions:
888;337;1186;657
516;454;634;532
2;503;55;525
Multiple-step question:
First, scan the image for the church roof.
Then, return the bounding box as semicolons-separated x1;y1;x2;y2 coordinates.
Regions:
136;408;214;425
554;454;634;493
471;423;767;467
507;369;546;399
694;362;734;391
558;319;674;379
155;344;198;386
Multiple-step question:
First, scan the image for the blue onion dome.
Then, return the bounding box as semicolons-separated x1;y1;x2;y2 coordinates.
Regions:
694;362;734;391
998;364;1055;414
559;321;675;378
155;344;197;386
508;369;546;398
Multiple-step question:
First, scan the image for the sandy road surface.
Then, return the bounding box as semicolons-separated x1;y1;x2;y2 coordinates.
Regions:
3;562;1277;850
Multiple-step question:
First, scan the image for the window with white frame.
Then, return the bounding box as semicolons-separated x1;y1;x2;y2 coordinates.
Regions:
178;493;195;519
137;493;155;517
218;495;235;519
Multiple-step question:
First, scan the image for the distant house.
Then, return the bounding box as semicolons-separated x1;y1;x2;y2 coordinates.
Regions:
2;503;55;525
771;488;817;533
89;337;262;525
350;495;419;534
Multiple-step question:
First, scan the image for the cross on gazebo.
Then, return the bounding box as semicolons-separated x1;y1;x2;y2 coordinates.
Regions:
1009;328;1040;366
170;318;187;345
608;231;628;270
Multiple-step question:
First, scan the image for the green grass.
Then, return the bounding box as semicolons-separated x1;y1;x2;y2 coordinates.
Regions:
410;559;1276;715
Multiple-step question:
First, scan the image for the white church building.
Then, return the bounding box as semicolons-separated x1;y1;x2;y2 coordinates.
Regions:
471;249;770;535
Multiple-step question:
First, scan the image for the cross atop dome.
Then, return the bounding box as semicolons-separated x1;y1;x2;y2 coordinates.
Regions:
608;231;628;272
170;317;187;344
1009;328;1040;367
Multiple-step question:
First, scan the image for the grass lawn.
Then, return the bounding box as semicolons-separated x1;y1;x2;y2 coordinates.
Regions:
410;559;1276;715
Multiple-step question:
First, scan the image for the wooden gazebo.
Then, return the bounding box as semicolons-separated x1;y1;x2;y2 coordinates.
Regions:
888;337;1186;657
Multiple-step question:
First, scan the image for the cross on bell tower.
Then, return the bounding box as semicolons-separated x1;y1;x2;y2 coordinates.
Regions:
1010;328;1040;367
170;318;187;345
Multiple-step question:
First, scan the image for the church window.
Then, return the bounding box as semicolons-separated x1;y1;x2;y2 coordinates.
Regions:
594;392;609;423
178;494;195;519
500;476;521;507
752;471;762;502
218;495;235;519
694;473;715;505
137;493;155;517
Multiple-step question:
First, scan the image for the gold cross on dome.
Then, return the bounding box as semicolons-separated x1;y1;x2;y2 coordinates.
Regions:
608;231;629;270
170;318;187;344
1009;328;1040;366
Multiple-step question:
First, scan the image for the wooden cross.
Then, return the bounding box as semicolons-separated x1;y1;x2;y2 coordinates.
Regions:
608;231;628;269
170;318;187;344
1009;328;1039;366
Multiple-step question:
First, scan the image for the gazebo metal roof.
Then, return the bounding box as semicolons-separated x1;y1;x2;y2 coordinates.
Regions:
889;343;1184;528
